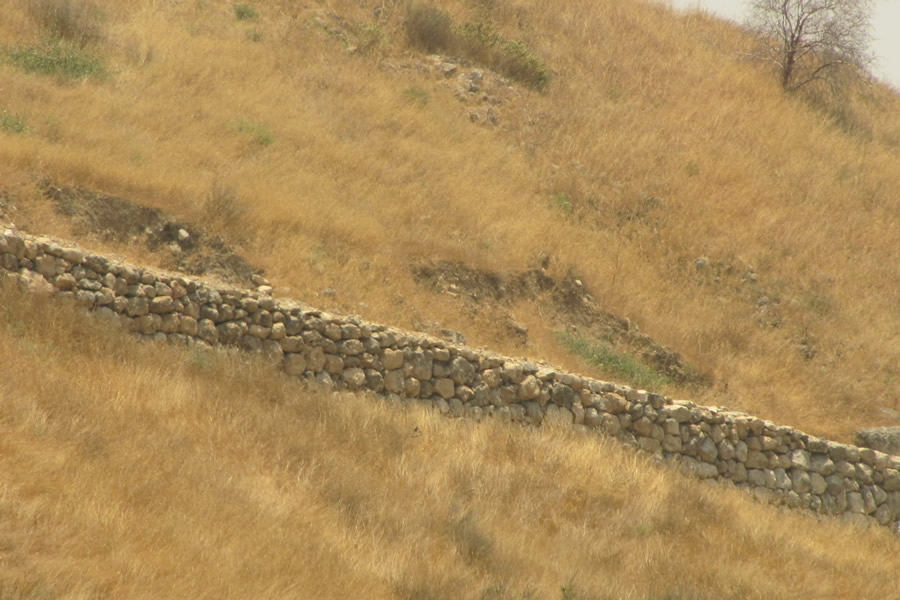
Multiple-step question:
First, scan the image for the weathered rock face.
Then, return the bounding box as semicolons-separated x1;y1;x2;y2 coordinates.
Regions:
2;224;899;534
855;427;900;457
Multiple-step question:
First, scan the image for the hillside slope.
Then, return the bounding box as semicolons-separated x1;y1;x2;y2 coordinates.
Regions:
2;0;900;441
1;282;898;599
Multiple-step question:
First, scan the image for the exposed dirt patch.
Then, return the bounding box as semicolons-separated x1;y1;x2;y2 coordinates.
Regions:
41;181;261;287
413;260;710;386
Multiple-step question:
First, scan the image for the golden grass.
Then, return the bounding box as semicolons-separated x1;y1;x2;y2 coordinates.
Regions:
0;0;898;443
1;282;898;599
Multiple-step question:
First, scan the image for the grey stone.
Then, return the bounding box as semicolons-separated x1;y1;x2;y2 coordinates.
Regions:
746;450;768;469
216;322;243;345
660;404;692;423
126;297;149;317
774;468;792;490
602;414;621;436
383;349;404;370
150;296;175;313
883;469;900;491
502;361;525;384
434;378;455;400
324;354;344;374
284;353;307;376
638;436;661;454
551;382;576;407
792;469;812;494
717;439;735;460
524;401;543;425
409;351;433;380
450;357;475;385
874;504;894;526
343;368;366;390
790;449;810;470
662;435;683;452
384;370;404;394
633;417;654;437
809;454;835;475
855;427;900;456
198;319;218;344
307;347;326;372
339;339;364;355
734;441;749;463
518;375;541;401
403;377;421;397
595;393;628;414
482;368;502;388
809;472;827;495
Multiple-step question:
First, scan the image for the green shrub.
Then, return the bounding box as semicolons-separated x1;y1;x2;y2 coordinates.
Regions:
233;4;259;21
7;44;106;79
26;0;104;46
405;3;454;53
0;111;27;135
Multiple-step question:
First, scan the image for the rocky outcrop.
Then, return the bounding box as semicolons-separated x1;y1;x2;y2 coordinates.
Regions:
2;224;899;534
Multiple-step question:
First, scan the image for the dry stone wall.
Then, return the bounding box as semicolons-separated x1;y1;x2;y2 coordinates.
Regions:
2;225;900;533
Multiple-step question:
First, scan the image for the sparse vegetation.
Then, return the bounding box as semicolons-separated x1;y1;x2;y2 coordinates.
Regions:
26;0;104;46
6;43;105;79
552;192;573;214
0;111;27;135
556;330;670;391
233;3;258;21
403;85;430;106
235;118;274;146
405;3;551;90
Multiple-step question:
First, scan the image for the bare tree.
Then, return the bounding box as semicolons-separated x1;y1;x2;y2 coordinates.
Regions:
747;0;874;92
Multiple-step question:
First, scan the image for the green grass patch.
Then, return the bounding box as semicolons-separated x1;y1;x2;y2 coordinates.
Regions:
402;86;430;106
405;3;551;91
236;119;274;146
556;330;670;390
6;43;106;79
0;111;28;135
551;192;572;214
233;4;259;21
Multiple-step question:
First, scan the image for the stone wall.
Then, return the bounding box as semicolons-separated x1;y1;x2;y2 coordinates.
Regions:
2;225;899;533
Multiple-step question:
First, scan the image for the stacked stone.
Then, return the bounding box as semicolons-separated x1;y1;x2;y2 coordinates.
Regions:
2;226;899;533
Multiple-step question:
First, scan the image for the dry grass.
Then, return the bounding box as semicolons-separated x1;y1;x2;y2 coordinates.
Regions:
0;0;897;488
0;281;898;599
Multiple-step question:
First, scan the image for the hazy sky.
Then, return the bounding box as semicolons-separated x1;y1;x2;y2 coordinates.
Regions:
665;0;900;90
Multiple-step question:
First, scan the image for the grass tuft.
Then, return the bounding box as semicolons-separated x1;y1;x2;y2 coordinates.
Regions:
402;86;430;106
235;118;275;146
0;111;28;135
233;3;259;21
